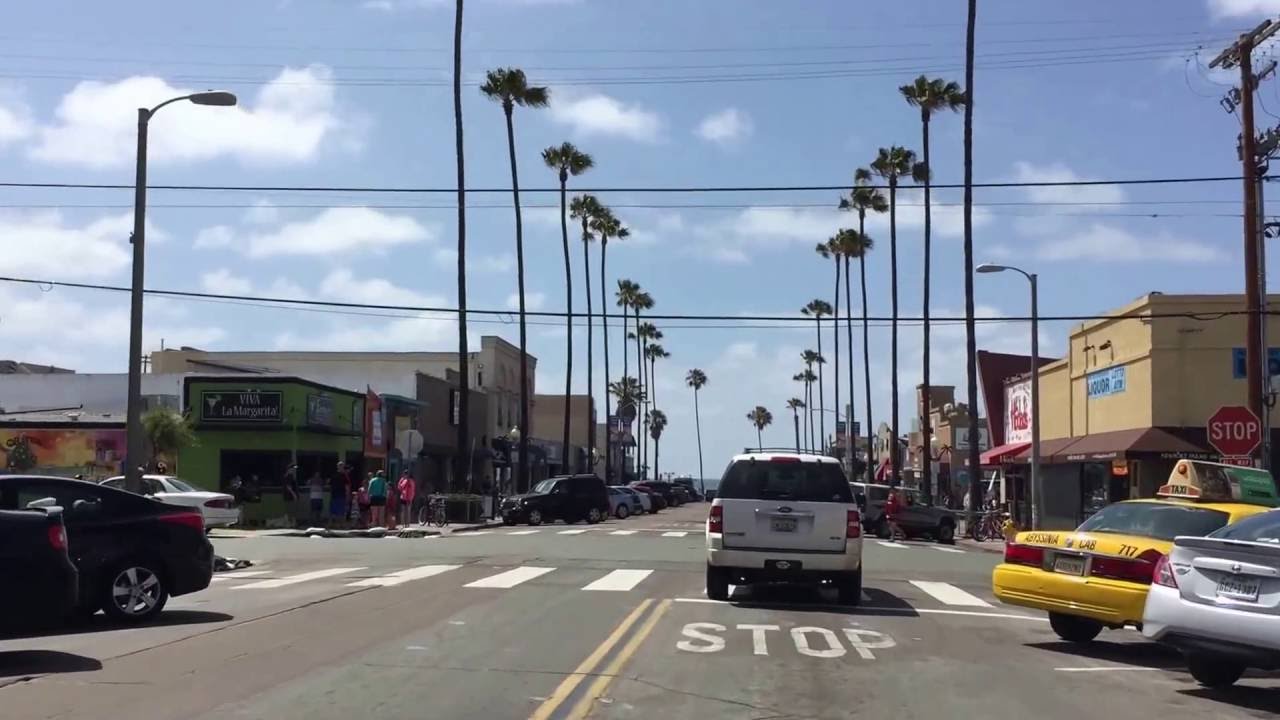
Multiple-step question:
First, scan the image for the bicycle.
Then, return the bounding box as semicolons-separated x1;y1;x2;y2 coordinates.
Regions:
970;509;1004;542
418;495;448;528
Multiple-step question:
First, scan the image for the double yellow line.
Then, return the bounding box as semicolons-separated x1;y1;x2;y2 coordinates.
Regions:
529;598;672;720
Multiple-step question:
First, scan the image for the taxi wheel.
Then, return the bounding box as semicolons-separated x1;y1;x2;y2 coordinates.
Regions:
1048;612;1102;643
1186;655;1244;688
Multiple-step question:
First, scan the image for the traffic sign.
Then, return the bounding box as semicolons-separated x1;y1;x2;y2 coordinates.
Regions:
1221;456;1258;467
1207;405;1263;457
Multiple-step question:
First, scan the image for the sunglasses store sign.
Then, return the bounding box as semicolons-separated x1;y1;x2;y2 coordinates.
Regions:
201;391;283;423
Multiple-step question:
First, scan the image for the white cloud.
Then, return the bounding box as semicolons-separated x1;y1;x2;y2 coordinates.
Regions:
0;211;135;279
200;268;253;295
1207;0;1280;18
31;65;349;169
194;225;234;249
548;91;663;142
325;268;434;307
243;200;282;226
0;93;31;146
432;247;515;273
507;291;546;311
1037;224;1218;263
1010;161;1125;207
195;207;434;258
696;107;753;146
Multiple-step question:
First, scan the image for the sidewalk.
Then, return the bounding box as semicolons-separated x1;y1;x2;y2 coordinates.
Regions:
209;518;505;540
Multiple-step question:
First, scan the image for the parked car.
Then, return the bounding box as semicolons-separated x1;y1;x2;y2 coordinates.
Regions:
1142;509;1280;687
634;480;683;507
610;485;648;516
672;485;693;505
607;486;642;519
101;474;241;530
674;477;703;501
501;474;611;526
852;482;957;544
0;475;214;624
706;451;863;604
0;508;78;633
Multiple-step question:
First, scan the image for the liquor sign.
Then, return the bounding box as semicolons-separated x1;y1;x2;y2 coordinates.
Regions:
1004;379;1032;444
200;390;282;424
1086;366;1126;399
1207;405;1262;458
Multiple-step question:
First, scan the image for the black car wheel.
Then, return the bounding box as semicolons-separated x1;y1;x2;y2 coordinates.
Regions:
616;504;630;520
836;568;862;606
102;561;169;623
587;507;604;524
527;509;544;526
1048;612;1102;643
936;520;956;544
1186;654;1245;688
503;516;518;526
706;564;730;601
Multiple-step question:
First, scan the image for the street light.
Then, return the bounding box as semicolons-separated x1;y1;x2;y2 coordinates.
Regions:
125;91;237;493
976;262;1041;530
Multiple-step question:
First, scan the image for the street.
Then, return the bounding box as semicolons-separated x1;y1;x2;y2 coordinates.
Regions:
2;504;1277;720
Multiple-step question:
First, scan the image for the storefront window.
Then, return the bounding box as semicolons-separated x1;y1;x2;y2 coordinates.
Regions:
1081;462;1109;520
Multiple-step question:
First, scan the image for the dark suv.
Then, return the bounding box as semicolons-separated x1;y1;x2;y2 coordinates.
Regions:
501;474;611;526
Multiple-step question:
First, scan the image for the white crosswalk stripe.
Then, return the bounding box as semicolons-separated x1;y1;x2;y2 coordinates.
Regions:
909;580;993;607
234;567;366;590
462;531;494;536
876;541;908;548
931;546;966;554
609;530;637;536
506;529;540;535
582;569;654;592
558;528;590;535
661;531;689;537
464;566;556;589
347;564;460;588
211;570;271;582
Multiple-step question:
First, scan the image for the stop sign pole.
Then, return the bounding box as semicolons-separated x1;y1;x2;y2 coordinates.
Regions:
1207;405;1263;460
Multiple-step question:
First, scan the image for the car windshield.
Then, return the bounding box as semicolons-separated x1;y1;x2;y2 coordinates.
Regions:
718;460;853;502
1209;511;1280;543
163;477;199;493
532;479;558;494
1075;502;1230;541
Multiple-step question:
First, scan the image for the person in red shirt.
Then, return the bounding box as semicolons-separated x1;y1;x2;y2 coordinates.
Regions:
884;489;904;541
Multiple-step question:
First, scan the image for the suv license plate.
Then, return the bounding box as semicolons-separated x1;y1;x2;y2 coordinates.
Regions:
1217;575;1261;602
770;517;797;532
1052;556;1085;576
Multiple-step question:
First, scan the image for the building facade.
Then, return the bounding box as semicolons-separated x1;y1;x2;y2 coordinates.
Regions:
530;393;596;476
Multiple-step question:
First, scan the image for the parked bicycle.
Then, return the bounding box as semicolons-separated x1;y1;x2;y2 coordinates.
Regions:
418;494;448;528
970;509;1006;542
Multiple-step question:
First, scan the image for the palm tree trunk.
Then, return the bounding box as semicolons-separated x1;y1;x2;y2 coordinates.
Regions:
815;317;825;453
757;426;763;449
653;436;660;482
964;0;982;530
792;410;800;452
920;112;933;505
833;259;841;463
844;256;856;475
600;238;613;484
641;337;650;478
558;175;573;473
693;388;704;495
859;214;873;485
888;177;900;488
502;107;531;493
582;223;595;475
633;307;642;476
806;376;815;451
452;0;470;491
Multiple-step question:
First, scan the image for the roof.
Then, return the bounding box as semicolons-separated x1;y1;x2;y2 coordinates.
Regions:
732;451;840;464
0;412;124;426
0;360;74;374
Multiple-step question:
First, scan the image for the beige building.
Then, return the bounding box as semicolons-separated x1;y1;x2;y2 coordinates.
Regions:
530;393;597;475
906;385;988;505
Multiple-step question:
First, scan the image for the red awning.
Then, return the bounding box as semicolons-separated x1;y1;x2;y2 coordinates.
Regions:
980;441;1030;466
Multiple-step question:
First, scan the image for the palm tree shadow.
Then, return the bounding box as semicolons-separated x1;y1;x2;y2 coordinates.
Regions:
1179;686;1280;714
17;610;235;639
0;650;102;678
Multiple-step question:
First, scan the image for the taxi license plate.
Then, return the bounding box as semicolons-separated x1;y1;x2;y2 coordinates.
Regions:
1217;575;1261;602
770;517;797;533
1053;556;1086;576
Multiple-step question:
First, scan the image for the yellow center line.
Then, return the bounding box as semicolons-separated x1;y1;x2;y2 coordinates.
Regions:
528;598;654;720
566;599;673;720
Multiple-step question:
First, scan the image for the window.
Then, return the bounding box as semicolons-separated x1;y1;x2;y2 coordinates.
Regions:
163;477;200;493
1210;511;1280;543
718;461;853;503
0;479;111;515
1075;502;1229;541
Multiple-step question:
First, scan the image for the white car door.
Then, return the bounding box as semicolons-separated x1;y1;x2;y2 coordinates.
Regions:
717;457;852;553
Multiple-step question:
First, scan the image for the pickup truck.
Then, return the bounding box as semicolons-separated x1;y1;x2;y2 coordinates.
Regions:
0;508;79;633
851;482;957;544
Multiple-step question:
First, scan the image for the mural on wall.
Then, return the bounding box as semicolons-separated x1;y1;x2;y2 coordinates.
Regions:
0;428;127;479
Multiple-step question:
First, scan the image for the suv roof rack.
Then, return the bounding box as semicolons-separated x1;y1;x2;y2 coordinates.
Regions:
741;447;831;456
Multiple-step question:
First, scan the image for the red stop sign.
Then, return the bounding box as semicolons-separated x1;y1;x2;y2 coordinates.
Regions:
1207;405;1262;457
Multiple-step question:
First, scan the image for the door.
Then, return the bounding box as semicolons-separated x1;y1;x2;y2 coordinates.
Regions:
545;479;571;519
572;477;604;517
716;460;853;553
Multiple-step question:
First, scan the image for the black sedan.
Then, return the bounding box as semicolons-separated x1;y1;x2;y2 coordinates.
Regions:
0;508;78;634
0;475;214;624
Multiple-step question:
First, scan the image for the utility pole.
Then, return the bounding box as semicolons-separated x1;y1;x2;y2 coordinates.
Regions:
1212;20;1280;467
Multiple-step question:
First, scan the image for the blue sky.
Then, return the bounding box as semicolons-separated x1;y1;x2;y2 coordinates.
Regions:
0;0;1277;475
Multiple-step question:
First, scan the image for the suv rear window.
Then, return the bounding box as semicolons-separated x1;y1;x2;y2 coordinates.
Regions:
1075;501;1229;541
718;460;853;503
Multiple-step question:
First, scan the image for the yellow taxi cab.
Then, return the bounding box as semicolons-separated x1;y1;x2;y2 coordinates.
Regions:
992;459;1279;643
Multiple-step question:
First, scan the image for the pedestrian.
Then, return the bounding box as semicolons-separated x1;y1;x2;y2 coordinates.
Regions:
307;470;325;525
397;470;416;526
367;469;388;527
282;465;299;526
329;462;349;526
156;461;168;475
385;471;400;530
884;488;904;541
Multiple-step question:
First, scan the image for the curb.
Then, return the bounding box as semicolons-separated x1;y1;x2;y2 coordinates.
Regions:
955;540;1004;554
447;520;504;534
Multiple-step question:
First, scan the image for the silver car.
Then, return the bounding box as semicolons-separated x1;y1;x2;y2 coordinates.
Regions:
1142;509;1280;687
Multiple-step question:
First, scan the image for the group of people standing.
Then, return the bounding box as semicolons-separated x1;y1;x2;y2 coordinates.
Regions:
283;462;417;529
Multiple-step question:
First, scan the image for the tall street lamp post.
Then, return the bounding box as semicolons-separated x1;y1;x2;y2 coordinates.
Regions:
125;91;237;493
977;263;1041;530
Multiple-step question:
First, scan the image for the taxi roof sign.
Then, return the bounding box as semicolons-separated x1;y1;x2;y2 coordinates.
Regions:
1157;460;1280;507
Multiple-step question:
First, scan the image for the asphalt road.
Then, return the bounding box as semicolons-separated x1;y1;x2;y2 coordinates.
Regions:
2;504;1277;719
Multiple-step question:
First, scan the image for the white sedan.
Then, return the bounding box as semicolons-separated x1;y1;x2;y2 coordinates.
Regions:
102;475;242;530
1142;509;1280;688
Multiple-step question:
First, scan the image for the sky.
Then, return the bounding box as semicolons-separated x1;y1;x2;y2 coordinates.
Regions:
1;0;1279;477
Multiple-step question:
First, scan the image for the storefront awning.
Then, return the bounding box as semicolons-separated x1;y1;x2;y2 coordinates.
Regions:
1054;427;1208;463
1007;436;1083;464
980;441;1030;466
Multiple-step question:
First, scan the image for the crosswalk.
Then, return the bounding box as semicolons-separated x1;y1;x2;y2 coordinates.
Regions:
432;528;976;553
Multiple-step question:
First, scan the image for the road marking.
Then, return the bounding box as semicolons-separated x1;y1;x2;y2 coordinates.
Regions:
661;531;689;537
1055;667;1161;673
915;608;1046;621
609;530;637;536
464;566;556;589
582;569;654;592
233;567;366;589
528;599;655;720
507;529;541;535
792;626;846;658
876;541;908;548
558;528;590;535
566;600;672;719
210;570;271;581
347;564;460;587
930;546;966;553
910;580;993;607
462;531;494;536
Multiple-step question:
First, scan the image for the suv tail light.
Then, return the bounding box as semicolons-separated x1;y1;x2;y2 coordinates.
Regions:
708;504;723;534
204;498;232;509
1151;553;1178;589
47;523;68;551
1004;542;1044;567
846;509;861;538
160;511;205;533
1090;548;1163;584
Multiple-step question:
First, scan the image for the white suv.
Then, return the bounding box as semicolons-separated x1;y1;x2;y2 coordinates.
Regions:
705;451;862;604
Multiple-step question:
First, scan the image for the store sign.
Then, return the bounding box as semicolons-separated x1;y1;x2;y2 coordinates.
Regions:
1004;380;1032;444
306;394;335;427
365;389;386;458
953;427;990;451
1231;348;1280;379
200;391;282;423
1086;366;1126;399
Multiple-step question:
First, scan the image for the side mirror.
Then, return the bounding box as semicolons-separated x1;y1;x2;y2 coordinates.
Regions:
26;497;58;510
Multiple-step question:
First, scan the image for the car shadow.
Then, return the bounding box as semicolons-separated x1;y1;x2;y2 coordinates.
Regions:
725;583;919;617
8;610;233;639
0;650;102;678
1179;686;1280;714
1025;639;1184;670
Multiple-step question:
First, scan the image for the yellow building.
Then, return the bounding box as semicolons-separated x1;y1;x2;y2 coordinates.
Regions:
1003;293;1280;529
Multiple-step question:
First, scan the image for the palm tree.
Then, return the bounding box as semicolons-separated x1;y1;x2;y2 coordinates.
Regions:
901;75;965;504
570;193;604;469
869;146;925;487
543;142;594;471
481;67;548;491
609;375;645;477
590;207;628;483
452;0;470;487
840;170;887;482
648;409;668;481
747;406;773;449
964;0;981;528
801;299;833;451
686;369;708;495
817;241;844;461
631;295;654;476
636;321;661;475
800;350;822;450
645;342;668;405
792;373;810;450
786;398;805;452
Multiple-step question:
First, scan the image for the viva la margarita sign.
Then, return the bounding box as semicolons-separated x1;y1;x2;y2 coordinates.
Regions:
200;391;283;423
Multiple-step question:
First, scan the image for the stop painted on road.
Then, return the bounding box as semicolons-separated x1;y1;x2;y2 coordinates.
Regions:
676;622;896;660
